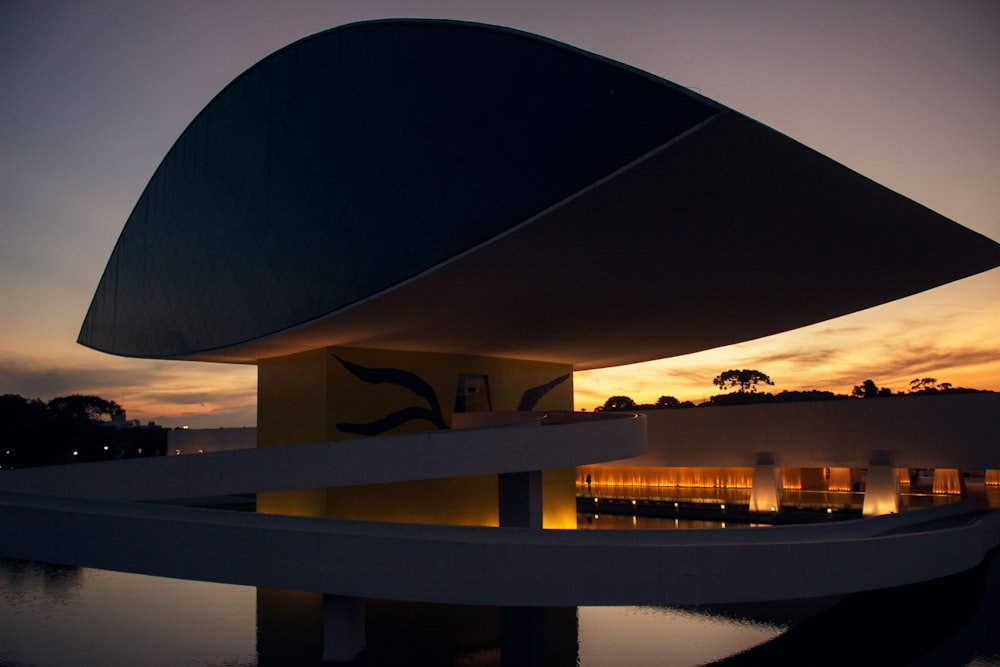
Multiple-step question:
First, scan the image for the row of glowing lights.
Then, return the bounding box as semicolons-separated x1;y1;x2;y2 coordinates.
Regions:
582;480;843;491
69;446;142;456
586;515;732;527
1;446;141;469
589;496;790;514
582;469;754;488
579;468;1000;490
579;479;962;494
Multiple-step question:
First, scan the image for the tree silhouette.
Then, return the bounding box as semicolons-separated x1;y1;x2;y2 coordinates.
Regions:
851;379;892;398
712;369;774;394
47;394;121;422
602;395;636;411
0;393;163;468
909;378;939;393
655;395;680;408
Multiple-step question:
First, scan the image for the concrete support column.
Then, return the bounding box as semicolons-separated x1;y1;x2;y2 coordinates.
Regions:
499;470;543;528
501;606;578;667
863;454;900;516
749;452;782;513
501;606;546;666
322;594;366;663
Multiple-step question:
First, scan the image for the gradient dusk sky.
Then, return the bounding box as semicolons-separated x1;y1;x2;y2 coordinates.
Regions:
2;1;998;428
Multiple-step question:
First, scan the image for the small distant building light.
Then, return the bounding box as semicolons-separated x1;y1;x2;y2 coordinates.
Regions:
72;450;78;456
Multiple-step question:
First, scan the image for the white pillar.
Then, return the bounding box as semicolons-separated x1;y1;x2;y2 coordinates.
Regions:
749;453;782;513
862;456;900;516
322;594;366;663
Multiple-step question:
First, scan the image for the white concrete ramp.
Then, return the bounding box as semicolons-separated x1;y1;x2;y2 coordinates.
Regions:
1;490;997;607
2;411;998;607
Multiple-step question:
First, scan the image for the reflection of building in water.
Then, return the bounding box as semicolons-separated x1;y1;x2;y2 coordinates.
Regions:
12;18;1000;663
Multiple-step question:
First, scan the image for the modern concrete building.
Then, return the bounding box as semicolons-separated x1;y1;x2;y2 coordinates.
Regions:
75;17;1000;526
6;18;1000;662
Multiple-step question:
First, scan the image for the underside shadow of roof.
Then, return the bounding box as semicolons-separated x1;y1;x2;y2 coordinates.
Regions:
77;19;1000;368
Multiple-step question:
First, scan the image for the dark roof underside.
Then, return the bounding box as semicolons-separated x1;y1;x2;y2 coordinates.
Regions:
78;19;1000;368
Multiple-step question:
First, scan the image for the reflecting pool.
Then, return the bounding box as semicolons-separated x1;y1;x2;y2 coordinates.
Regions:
2;534;998;666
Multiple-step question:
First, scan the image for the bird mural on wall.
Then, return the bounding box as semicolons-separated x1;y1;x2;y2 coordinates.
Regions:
517;374;570;411
333;354;449;435
334;354;570;436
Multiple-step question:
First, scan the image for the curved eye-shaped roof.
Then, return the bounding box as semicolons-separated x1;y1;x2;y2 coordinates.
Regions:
78;19;719;359
79;19;1000;368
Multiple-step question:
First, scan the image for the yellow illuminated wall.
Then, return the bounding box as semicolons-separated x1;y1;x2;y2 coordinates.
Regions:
257;346;575;527
257;348;329;516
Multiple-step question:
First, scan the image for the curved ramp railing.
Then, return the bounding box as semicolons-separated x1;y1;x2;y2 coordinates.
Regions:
0;411;644;501
2;410;999;607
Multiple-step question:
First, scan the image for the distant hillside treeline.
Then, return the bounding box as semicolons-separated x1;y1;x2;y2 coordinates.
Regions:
594;376;993;412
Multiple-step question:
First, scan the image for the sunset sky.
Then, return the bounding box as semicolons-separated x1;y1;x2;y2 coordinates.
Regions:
2;1;998;427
